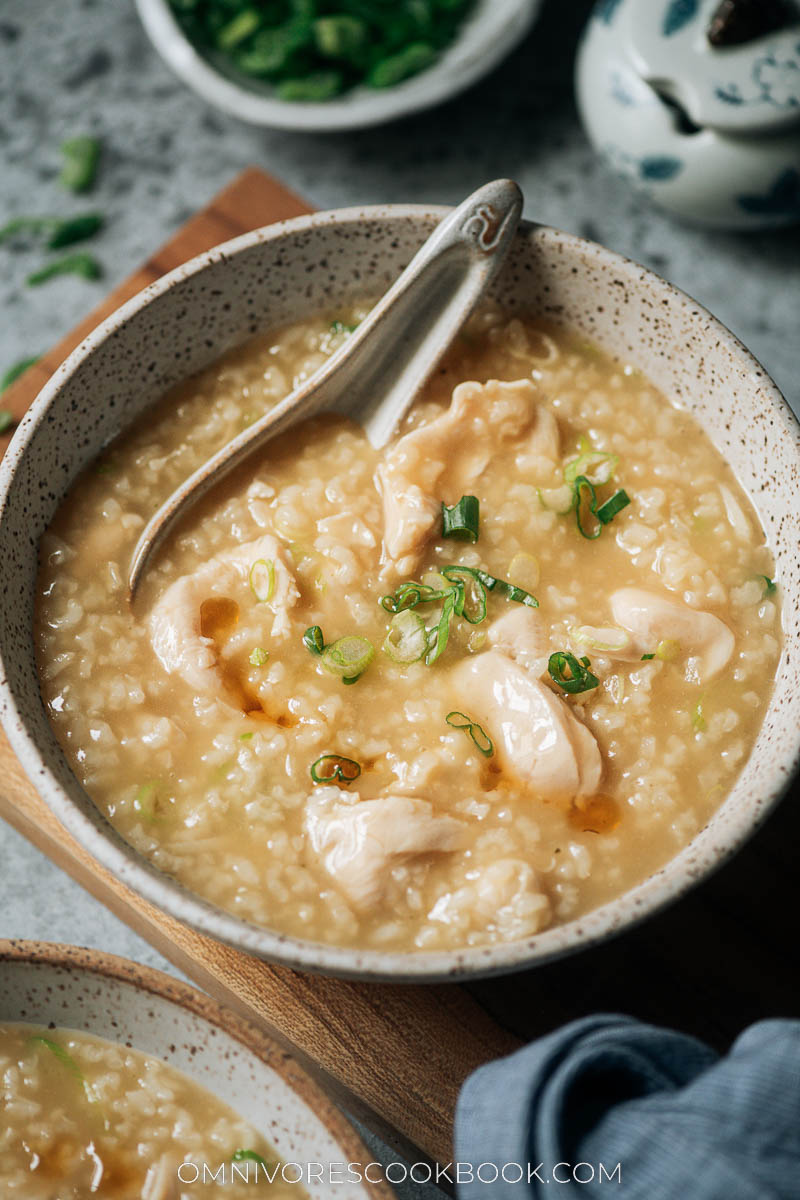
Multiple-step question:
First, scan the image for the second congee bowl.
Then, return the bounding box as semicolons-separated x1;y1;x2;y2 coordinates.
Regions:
0;206;798;982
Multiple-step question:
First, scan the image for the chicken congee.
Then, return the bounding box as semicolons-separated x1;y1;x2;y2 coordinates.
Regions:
0;1023;299;1197
36;307;781;952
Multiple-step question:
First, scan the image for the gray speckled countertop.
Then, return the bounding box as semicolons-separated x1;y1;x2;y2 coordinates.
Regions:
0;0;798;1194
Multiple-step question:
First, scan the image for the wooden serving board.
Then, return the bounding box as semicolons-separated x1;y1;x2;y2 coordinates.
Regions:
1;168;798;1169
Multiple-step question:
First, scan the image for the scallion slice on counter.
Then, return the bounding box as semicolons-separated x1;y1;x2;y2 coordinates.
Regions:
249;558;275;603
320;635;374;682
59;135;101;193
548;651;600;694
26;252;101;286
47;213;104;249
442;495;480;542
1;357;39;392
383;609;427;664
249;646;269;667
310;754;362;785
445;711;494;757
303;625;325;655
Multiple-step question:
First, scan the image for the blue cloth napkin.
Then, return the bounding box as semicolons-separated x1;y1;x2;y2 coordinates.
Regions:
454;1015;800;1198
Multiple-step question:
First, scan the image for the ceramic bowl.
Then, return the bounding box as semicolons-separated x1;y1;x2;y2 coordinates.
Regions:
0;939;391;1196
0;206;798;982
135;0;541;131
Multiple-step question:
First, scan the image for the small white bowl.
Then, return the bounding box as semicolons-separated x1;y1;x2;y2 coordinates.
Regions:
0;940;391;1198
135;0;541;131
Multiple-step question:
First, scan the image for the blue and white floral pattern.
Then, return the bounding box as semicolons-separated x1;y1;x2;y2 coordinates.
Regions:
662;0;700;37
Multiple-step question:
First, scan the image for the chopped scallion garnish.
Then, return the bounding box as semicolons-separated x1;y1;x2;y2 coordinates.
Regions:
59;135;101;193
758;574;777;595
692;699;707;733
133;782;159;823
655;638;680;662
641;653;655;661
303;625;325;655
573;474;630;538
445;711;493;757
548;651;600;694
232;1148;270;1167
29;1035;98;1104
239;731;254;741
330;320;357;335
249;646;269;666
564;443;619;487
310;754;361;785
383;609;427;664
442;495;480;543
320;635;374;682
249;558;275;603
47;213;104;250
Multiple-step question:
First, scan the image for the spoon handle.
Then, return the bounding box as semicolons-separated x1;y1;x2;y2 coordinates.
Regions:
128;180;522;600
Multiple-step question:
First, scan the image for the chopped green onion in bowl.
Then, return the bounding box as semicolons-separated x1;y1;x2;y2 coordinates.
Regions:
383;609;427;664
166;0;478;103
249;558;275;603
442;494;479;542
548;651;600;695
320;635;374;682
445;710;493;756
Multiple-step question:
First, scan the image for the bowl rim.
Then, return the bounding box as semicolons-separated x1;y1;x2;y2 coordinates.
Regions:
0;937;393;1195
134;0;541;131
1;203;798;983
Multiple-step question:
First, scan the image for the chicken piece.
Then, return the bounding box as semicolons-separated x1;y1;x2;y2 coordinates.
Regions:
376;379;559;575
305;790;465;910
610;587;734;684
452;651;602;801
148;534;299;696
487;606;548;671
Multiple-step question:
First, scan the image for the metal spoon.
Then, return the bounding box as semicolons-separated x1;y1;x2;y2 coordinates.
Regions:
128;178;523;600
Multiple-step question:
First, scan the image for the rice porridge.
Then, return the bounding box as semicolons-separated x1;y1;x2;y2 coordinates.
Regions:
0;1022;300;1197
35;307;782;952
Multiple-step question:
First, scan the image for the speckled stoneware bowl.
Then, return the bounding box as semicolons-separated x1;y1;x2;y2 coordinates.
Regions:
0;940;391;1198
0;207;798;982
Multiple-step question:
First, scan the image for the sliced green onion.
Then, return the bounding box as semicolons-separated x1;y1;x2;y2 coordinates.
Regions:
440;566;487;624
310;754;361;785
758;574;777;595
467;628;487;654
692;699;707;733
232;1149;270;1167
0;217;52;243
571;625;630;653
442;495;480;543
573;475;630;538
26;252;101;286
442;565;538;611
217;8;261;50
249;646;269;667
0;411;16;435
1;357;39;392
320;635;374;681
507;552;539;592
564;445;619;486
303;625;325;656
445;711;494;757
59;136;101;193
538;484;574;514
47;213;104;250
133;782;158;823
330;319;358;335
426;588;458;665
641;653;655;661
548;651;600;694
655;638;680;662
342;673;361;685
239;731;254;741
29;1035;98;1104
383;609;427;664
249;558;275;603
596;489;631;525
